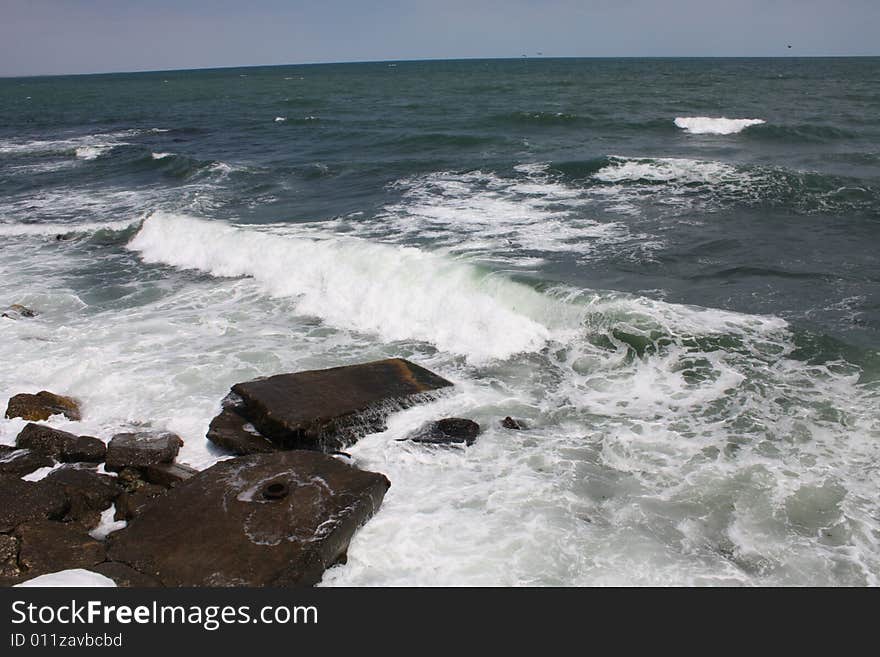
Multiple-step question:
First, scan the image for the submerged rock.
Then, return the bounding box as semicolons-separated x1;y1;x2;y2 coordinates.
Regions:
227;358;453;452
108;451;390;586
406;418;481;446
14;521;106;581
16;423;106;463
0;446;54;477
5;391;82;422
104;431;183;472
0;477;68;532
2;304;36;320
501;416;528;430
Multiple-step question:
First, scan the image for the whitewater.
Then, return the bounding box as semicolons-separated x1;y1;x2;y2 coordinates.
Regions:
2;57;879;586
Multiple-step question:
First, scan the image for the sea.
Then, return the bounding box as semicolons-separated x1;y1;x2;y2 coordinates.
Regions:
1;58;878;586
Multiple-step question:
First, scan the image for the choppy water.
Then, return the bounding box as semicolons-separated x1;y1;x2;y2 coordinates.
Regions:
1;58;879;586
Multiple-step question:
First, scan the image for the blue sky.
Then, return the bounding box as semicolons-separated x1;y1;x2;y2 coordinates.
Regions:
2;0;878;76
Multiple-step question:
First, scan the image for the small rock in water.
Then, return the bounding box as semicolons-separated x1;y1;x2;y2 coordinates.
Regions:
206;406;278;455
104;431;183;472
2;304;37;320
139;462;198;488
5;391;82;422
15;423;106;463
501;416;528;430
405;418;481;446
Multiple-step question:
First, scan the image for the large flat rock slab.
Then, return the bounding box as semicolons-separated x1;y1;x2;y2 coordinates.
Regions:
228;358;452;451
108;451;390;586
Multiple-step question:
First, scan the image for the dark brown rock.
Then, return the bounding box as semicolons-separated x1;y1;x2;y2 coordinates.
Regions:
14;521;106;579
44;465;123;527
0;534;20;579
90;562;162;587
501;416;528;430
108;451;390;587
406;418;481;446
105;432;183;472
15;423;105;463
5;391;81;422
0;446;54;477
231;358;453;452
206;406;278;455
0;477;69;532
114;484;168;521
140;462;199;488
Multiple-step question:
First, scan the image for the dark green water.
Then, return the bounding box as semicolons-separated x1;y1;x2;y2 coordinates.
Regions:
1;59;878;585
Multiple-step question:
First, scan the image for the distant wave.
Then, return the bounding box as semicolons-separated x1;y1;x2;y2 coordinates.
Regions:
0;219;142;238
674;117;766;135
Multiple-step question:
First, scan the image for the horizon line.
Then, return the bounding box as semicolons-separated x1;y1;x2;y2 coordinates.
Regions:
3;53;879;80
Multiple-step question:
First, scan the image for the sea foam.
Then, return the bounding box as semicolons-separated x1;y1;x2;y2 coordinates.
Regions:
674;116;765;135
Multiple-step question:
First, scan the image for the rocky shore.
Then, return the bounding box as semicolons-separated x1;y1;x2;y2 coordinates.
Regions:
0;357;523;587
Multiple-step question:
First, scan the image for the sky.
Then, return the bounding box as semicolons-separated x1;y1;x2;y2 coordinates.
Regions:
1;0;878;76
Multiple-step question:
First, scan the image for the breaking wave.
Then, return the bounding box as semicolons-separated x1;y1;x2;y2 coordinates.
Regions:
674;117;766;135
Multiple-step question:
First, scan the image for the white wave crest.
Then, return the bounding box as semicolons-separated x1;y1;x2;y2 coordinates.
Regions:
594;156;740;183
151;152;173;160
127;212;560;362
674;116;765;135
0;219;142;237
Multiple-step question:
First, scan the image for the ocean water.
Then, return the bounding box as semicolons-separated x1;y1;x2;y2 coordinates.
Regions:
1;58;878;586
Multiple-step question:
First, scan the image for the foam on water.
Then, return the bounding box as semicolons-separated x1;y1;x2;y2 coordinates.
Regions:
1;210;878;585
674;116;766;135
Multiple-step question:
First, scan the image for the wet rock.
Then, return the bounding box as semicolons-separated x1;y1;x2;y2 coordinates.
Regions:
230;358;453;452
0;446;55;477
15;423;106;463
501;416;528;430
0;534;20;579
44;465;123;527
108;451;390;587
114;484;168;521
0;477;69;532
90;562;162;587
406;418;481;446
2;304;37;320
206;406;277;455
15;521;106;579
140;462;199;488
104;431;183;472
5;391;82;422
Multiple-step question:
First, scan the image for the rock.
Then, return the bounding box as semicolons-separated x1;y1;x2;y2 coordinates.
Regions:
0;534;20;579
15;423;106;463
406;418;481;446
2;304;37;320
5;391;81;422
90;562;162;587
0;477;69;532
0;446;55;477
14;521;106;579
139;462;199;488
104;431;183;472
501;416;528;430
206;406;278;455
230;358;453;452
114;484;168;521
44;465;123;527
108;451;390;586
